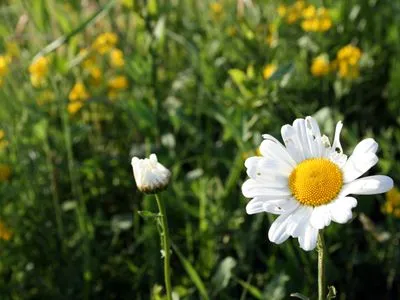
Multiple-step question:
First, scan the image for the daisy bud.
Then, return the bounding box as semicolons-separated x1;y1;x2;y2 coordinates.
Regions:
131;154;171;194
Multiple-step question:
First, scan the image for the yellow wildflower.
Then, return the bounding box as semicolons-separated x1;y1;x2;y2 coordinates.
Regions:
89;66;103;86
337;45;362;65
0;55;9;77
29;56;50;87
277;4;287;17
0;164;11;181
92;32;118;55
69;82;89;102
311;55;330;77
263;64;277;80
0;221;13;241
68;102;84;115
301;7;332;32
336;45;362;79
382;187;400;218
110;49;125;68
0;130;8;151
108;75;128;90
210;2;223;20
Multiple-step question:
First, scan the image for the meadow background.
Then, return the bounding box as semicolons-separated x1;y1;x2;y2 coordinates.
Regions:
0;0;399;299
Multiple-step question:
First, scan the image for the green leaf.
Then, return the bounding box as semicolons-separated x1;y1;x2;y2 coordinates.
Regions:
228;69;246;85
171;242;209;300
290;292;310;300
137;210;161;219
235;278;263;299
268;63;294;81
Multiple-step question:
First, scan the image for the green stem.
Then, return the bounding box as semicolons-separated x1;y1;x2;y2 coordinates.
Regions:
317;231;326;300
155;194;172;300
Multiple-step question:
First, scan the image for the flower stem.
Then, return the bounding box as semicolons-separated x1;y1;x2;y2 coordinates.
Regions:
155;194;172;300
317;231;326;300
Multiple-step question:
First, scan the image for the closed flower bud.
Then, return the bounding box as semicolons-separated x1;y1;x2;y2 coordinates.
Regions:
131;154;171;194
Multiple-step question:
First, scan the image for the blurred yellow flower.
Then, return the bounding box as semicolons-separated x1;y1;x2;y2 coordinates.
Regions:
0;130;8;151
336;45;362;79
0;164;11;181
110;49;125;68
108;75;128;90
29;56;50;87
210;2;223;20
382;187;400;218
277;4;287;17
0;55;10;77
0;130;4;140
311;55;330;77
89;66;103;86
92;32;118;54
301;7;332;32
263;64;277;80
69;82;89;102
68;102;84;115
0;221;13;241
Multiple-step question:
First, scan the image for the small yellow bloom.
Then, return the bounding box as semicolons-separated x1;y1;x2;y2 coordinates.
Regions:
383;187;400;218
68;102;84;115
108;75;128;90
0;221;13;241
89;66;103;86
302;5;317;19
311;55;330;77
69;82;89;102
110;49;125;68
337;45;362;65
0;55;9;77
277;4;287;17
92;32;118;55
0;130;5;140
29;56;50;87
210;2;223;15
0;164;11;181
263;64;277;80
301;7;332;32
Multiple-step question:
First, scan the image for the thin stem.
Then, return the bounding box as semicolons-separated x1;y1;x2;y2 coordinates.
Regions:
317;231;326;300
155;194;173;300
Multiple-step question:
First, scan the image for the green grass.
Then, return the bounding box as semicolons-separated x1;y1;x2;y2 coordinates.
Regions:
0;0;399;299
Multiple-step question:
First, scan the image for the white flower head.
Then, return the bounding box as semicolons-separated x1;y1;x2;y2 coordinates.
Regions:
131;154;171;194
242;116;393;251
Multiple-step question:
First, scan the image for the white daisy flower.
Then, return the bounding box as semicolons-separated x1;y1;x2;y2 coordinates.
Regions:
131;154;171;194
242;116;393;251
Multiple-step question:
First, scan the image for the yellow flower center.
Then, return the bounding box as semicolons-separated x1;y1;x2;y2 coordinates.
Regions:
289;158;343;206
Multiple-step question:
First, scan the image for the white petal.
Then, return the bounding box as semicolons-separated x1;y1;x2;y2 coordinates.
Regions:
340;175;394;196
244;157;290;185
331;121;343;154
244;156;260;178
281;124;304;163
293;118;313;159
328;197;357;224
310;205;332;230
342;138;379;183
259;139;296;170
305;116;324;157
285;206;313;236
298;224;318;251
242;179;291;198
246;196;291;215
268;213;292;244
262;198;300;215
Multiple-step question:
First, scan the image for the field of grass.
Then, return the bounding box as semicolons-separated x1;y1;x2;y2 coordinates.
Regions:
0;0;399;299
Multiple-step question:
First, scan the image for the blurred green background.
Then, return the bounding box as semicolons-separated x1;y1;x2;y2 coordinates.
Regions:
0;0;399;299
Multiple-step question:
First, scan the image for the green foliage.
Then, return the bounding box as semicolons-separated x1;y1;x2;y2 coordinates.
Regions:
0;0;399;299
